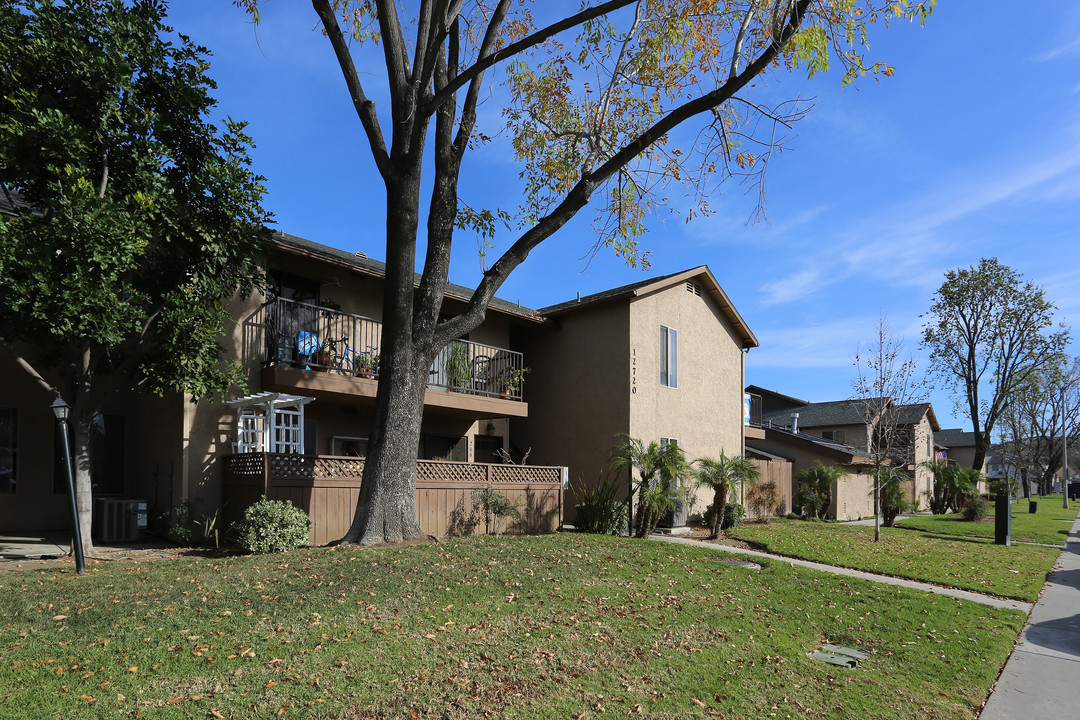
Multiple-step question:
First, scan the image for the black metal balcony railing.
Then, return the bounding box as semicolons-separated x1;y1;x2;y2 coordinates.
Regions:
262;297;526;400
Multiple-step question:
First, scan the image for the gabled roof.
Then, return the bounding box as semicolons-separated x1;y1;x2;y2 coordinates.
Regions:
269;232;544;323
935;427;978;448
895;403;941;432
762;399;878;428
538;265;758;348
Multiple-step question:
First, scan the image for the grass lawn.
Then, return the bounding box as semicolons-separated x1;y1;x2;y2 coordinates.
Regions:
731;518;1059;601
0;534;1024;720
895;495;1079;546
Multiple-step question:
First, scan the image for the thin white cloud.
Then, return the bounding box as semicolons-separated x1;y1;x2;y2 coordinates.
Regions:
758;267;823;307
1035;34;1080;61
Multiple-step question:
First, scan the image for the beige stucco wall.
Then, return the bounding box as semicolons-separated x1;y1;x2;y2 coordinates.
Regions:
627;283;746;517
831;470;875;521
803;423;871;452
511;302;631;519
908;416;934;510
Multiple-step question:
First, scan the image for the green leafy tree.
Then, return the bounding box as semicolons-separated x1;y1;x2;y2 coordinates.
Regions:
795;461;843;519
235;0;932;544
0;0;270;554
695;452;759;538
609;435;693;538
923;258;1070;473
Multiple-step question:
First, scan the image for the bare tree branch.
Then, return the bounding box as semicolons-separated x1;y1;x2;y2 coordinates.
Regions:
312;0;391;178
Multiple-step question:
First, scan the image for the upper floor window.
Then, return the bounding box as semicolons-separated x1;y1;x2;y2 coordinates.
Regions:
822;429;846;444
0;408;16;495
660;325;678;388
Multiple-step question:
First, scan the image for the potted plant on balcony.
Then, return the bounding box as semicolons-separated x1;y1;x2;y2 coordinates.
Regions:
497;366;530;399
446;342;471;392
310;341;332;372
356;348;380;379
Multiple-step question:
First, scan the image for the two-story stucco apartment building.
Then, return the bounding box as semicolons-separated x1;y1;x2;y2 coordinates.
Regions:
1;232;757;539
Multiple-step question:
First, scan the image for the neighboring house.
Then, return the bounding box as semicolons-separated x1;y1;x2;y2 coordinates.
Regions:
744;419;876;521
934;428;986;473
511;267;759;524
935;427;988;494
746;386;941;511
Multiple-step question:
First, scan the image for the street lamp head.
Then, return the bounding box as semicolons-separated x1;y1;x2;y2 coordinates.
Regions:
50;395;69;421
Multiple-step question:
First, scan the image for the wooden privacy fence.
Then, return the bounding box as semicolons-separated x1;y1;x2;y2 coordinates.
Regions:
738;457;793;520
222;453;565;545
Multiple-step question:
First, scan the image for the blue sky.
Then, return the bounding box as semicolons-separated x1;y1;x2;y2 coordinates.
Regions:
169;1;1080;432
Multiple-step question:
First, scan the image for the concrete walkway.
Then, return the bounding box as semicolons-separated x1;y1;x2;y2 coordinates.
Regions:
979;513;1080;719
0;532;69;561
656;534;1033;612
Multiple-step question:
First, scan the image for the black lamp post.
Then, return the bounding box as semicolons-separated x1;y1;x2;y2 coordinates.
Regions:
50;396;86;575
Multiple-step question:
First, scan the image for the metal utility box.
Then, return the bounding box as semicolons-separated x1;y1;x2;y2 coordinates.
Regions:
94;498;148;542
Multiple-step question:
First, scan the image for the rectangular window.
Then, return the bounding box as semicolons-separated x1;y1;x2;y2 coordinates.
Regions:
331;436;368;457
0;408;16;495
822;430;846;444
659;326;678;388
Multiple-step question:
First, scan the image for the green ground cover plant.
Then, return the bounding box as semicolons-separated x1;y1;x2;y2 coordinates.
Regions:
732;519;1059;601
0;535;1022;719
896;495;1078;546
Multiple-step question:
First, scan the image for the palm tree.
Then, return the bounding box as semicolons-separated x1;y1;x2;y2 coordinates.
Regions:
609;435;693;538
796;462;844;520
695;452;760;539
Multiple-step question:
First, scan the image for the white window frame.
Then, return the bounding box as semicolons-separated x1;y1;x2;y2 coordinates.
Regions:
660;325;678;388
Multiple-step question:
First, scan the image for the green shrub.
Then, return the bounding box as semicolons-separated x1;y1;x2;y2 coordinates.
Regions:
574;474;628;535
704;502;745;530
961;497;991;521
723;502;745;529
234;496;310;554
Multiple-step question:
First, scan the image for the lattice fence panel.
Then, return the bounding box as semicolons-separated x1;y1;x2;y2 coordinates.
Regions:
268;453;316;481
314;457;365;478
489;465;562;486
223;453;265;478
416;460;487;484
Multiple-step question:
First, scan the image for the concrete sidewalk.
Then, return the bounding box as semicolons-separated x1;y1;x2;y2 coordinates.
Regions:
979;513;1080;719
656;534;1032;612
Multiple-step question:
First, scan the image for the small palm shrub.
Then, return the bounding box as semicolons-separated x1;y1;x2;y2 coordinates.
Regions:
234;496;310;554
878;467;912;527
796;462;843;519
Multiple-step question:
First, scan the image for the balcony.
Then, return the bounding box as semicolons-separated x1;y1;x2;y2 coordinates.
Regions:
259;297;528;417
